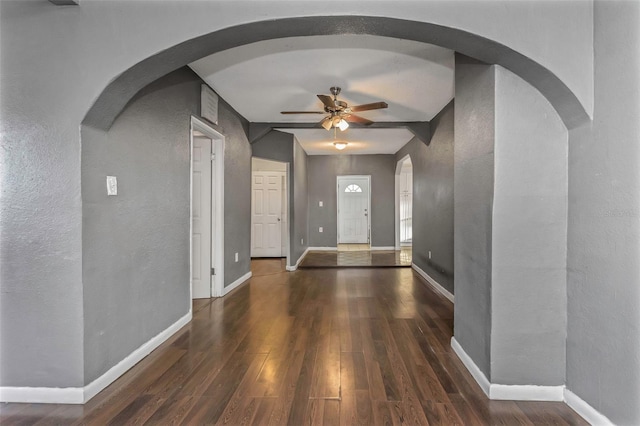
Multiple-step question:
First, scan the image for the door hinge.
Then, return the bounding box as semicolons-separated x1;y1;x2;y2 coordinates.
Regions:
211;153;216;161
211;267;216;275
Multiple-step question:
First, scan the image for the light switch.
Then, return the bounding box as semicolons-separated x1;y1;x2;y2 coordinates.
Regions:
106;176;117;196
319;201;323;207
319;227;323;233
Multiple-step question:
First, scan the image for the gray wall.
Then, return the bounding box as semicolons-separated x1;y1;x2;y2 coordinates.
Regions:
251;131;309;265
211;99;252;287
491;66;567;386
0;0;593;391
81;68;253;382
292;139;309;263
566;2;640;424
453;56;495;379
81;69;195;383
308;155;396;248
396;101;454;293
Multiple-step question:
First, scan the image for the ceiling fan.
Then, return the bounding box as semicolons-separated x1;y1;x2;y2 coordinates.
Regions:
281;87;388;131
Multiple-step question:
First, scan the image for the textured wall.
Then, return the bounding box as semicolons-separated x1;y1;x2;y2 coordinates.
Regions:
308;155;396;248
81;68;253;382
491;66;568;386
0;0;593;390
292;140;309;263
81;69;196;383
566;2;640;424
453;56;495;379
212;99;252;287
396;101;454;293
251;131;309;266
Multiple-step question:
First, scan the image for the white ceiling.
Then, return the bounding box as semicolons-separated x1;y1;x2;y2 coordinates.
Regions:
189;35;454;155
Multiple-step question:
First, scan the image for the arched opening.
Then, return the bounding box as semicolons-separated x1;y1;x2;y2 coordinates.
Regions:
395;155;413;250
82;16;588;132
78;14;578;405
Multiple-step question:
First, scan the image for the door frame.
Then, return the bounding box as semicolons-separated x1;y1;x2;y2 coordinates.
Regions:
250;157;290;266
190;115;225;298
250;169;286;258
336;175;371;245
395;154;411;250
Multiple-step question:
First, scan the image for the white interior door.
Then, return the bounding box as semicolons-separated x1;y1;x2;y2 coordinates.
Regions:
338;176;370;244
192;136;212;299
251;171;283;257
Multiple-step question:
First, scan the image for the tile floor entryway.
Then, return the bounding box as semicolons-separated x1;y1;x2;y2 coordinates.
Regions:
337;244;371;251
300;247;412;268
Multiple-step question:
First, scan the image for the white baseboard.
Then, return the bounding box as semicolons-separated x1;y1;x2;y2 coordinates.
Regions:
286;247;309;271
370;246;396;251
223;271;252;296
452;336;617;423
451;337;491;397
412;263;454;303
451;337;563;401
564;388;614;426
307;246;338;251
491;383;564;401
0;310;192;404
84;310;192;402
0;386;84;404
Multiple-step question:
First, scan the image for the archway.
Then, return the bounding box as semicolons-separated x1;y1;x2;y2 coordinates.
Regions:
79;14;578;405
82;16;588;131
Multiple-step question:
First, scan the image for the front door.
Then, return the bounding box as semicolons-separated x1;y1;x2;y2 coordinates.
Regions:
337;176;370;244
251;171;283;257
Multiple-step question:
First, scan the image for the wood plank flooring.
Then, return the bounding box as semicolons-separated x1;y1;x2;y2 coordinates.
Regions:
0;261;587;425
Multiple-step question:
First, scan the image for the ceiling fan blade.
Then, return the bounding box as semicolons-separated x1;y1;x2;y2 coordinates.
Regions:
320;116;333;130
280;111;325;114
350;101;388;112
317;94;336;109
345;114;374;125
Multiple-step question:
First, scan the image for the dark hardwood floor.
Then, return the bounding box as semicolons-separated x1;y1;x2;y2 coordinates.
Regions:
0;261;587;425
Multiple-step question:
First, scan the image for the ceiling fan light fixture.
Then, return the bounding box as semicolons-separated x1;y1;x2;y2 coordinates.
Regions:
337;118;349;131
333;141;348;150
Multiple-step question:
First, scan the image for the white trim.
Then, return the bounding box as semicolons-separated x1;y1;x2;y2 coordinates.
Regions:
451;337;491;397
0;310;192;404
0;386;84;404
370;246;396;251
287;247;309;271
308;246;338;251
394;154;411;250
250;170;287;258
564;388;614;426
452;338;576;404
191;116;225;298
491;384;564;402
83;310;192;402
412;263;454;303
222;271;252;296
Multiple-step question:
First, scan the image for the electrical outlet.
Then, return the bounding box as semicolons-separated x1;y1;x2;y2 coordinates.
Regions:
319;201;323;207
106;176;117;196
301;238;304;245
319;227;323;233
235;252;239;262
428;250;432;259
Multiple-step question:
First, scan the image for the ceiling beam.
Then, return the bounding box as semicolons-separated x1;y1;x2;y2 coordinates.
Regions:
49;0;79;4
249;121;431;145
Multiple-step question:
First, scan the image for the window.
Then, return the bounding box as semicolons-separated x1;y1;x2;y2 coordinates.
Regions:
344;184;362;193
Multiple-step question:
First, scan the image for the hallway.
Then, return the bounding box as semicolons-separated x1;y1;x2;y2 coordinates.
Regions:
0;261;586;425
